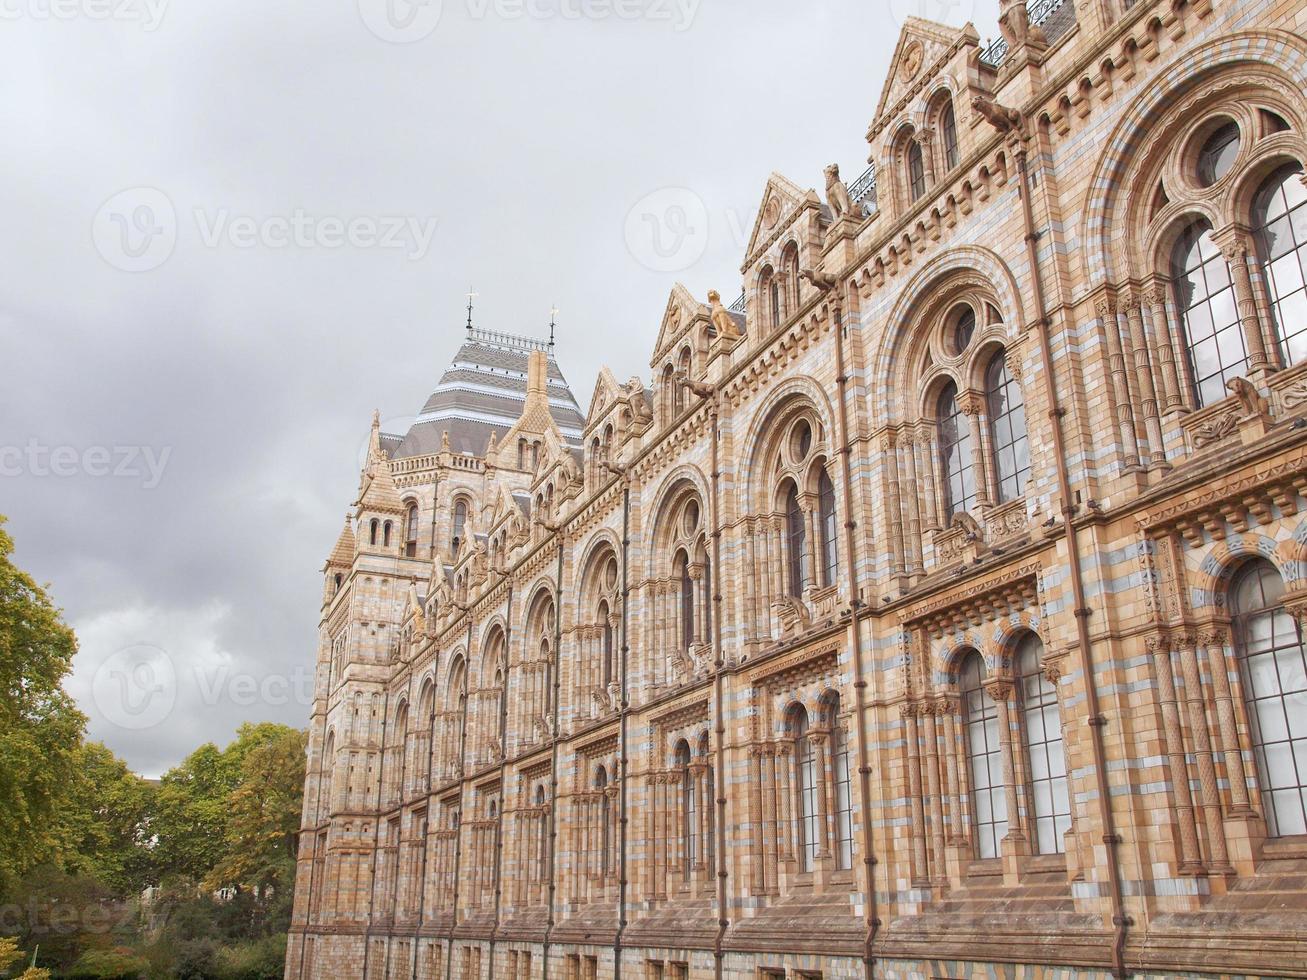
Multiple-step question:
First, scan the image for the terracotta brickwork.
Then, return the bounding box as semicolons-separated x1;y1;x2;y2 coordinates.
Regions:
287;1;1307;977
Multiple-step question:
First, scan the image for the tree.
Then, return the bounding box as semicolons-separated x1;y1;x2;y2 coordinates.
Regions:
0;515;86;894
204;727;307;903
55;742;156;895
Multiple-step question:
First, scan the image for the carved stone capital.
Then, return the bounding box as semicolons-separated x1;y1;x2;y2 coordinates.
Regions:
984;680;1013;703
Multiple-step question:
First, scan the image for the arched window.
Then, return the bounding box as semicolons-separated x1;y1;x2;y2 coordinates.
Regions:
785;481;808;597
701;552;713;640
1173;220;1245;407
451;499;467;556
908;139;926;202
678;552;695;650
599;599;614;688
818;468;838;588
1232;559;1307;837
1016;634;1069;854
960;651;1007;859
674;350;691;415
789;704;818;871
940;100;959;171
1254;164;1307;366
822;693;853;870
770;276;781;329
697;731;715;873
676;741;695;882
595;766;611;877
369;519;379;545
405;503;420;558
985;351;1030;503
1196;121;1240;187
938;381;977;519
383;521;392;547
534;785;549;884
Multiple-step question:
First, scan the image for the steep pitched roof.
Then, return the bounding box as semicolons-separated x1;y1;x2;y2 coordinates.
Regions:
357;411;406;514
326;514;356;568
741;172;818;269
394;327;585;458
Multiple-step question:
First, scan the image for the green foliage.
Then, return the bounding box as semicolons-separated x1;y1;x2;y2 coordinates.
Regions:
66;947;147;979
0;517;87;892
55;744;156;896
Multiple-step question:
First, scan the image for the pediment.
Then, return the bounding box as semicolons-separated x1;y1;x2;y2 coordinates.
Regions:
584;366;625;428
742;172;814;268
651;282;709;365
869;18;976;141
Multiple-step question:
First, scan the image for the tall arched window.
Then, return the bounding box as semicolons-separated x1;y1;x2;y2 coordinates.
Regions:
676;741;695;882
938;381;977;519
595;766;611;877
1173;220;1245;407
941;100;959;171
908;140;926;202
369;519;379;545
789;704;818;871
701;552;712;639
785;481;808;597
1254;164;1307;366
599;599;614;688
770;277;781;329
451;499;468;555
678;552;694;650
822;693;853;870
1232;559;1307;837
697;732;715;873
383;521;392;547
1016;634;1069;855
985;351;1030;503
405;503;420;558
960;652;1007;859
818;468;838;588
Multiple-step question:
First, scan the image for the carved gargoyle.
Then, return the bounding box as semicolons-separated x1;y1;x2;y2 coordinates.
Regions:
1227;377;1271;420
824;163;854;219
773;595;812;636
972;95;1023;135
800;267;838;292
707;289;741;341
950;511;983;543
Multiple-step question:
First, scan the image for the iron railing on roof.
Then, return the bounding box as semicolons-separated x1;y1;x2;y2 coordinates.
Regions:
467;327;551;353
979;0;1071;67
728;292;746;314
848;162;877;209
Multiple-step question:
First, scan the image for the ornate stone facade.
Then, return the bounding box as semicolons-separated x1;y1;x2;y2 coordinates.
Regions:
287;1;1307;977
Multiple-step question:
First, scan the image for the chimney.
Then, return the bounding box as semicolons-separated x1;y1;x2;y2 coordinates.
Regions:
526;350;548;403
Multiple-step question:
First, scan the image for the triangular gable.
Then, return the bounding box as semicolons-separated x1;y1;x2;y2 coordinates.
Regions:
651;283;710;365
741;172;818;270
326;514;356;568
584;367;625;430
869;18;977;142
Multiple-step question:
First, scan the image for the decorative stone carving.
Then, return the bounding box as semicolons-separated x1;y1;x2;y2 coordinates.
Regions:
824;164;854;219
707;289;742;341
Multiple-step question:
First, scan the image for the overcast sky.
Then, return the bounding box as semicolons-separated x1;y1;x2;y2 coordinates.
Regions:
0;0;1001;777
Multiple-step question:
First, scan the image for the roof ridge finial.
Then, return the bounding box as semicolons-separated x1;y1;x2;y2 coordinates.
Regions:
549;305;558;348
466;287;478;335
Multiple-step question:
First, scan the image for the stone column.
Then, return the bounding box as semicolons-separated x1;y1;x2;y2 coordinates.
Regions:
913;428;940;532
748;747;765;892
941;697;966;845
985;680;1025;845
1148;635;1204;873
903;703;929;882
762;745;779;892
960;394;992;507
810;731;832;860
923;704;947;881
1097;295;1142;470
1126;294;1167;465
1218;232;1272;374
899;442;923;572
1178;635;1232;872
1147;283;1186;411
1200;628;1253;815
882;432;907;576
775;743;794;862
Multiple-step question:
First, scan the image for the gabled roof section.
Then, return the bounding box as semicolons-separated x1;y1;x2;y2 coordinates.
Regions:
868;17;977;143
651;283;710;366
394;327;585;458
584;367;626;430
357;411;406;515
326;514;356;568
741;172;819;270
